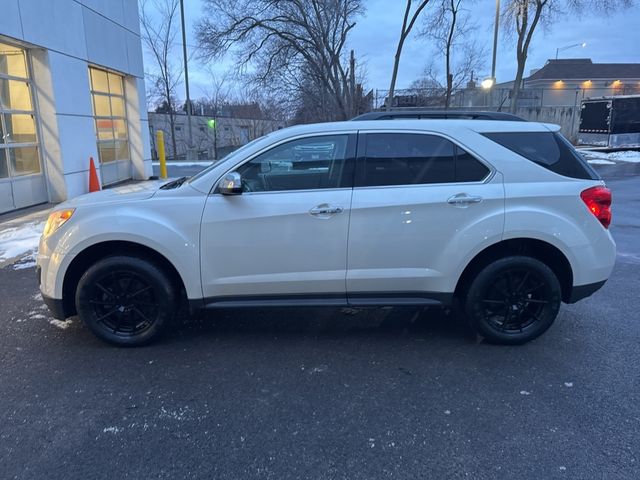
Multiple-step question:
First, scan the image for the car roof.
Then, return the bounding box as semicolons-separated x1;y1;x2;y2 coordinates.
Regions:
265;119;558;141
352;110;526;122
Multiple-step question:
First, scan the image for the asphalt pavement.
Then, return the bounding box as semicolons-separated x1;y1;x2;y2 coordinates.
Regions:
1;162;639;479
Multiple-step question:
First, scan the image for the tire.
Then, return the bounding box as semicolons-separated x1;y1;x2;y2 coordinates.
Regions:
463;256;561;345
75;255;177;346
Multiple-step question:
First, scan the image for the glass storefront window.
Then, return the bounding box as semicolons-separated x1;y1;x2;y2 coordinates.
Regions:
116;141;129;160
0;41;42;179
113;119;127;140
0;149;8;178
108;73;123;95
0;43;27;78
93;94;111;117
110;96;125;117
0;79;33;111
98;141;116;163
90;68;109;93
9;146;40;175
3;114;37;144
89;66;130;169
95;119;114;140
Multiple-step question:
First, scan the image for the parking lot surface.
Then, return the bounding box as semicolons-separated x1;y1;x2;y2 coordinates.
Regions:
1;162;639;479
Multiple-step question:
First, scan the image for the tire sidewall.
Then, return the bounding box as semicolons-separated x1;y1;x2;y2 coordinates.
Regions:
465;256;562;345
76;256;176;346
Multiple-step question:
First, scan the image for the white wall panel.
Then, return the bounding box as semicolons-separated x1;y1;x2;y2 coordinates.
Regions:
122;0;141;35
125;30;144;78
82;6;128;73
56;115;98;175
0;0;23;40
19;0;87;59
80;0;125;29
47;52;93;117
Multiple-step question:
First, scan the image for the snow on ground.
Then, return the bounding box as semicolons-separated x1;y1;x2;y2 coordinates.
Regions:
586;158;616;165
152;161;214;167
581;149;640;164
0;221;45;269
0;209;49;270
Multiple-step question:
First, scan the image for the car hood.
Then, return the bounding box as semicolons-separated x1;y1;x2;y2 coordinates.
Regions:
60;180;168;208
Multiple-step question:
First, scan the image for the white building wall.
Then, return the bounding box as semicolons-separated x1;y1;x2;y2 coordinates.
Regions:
0;0;150;204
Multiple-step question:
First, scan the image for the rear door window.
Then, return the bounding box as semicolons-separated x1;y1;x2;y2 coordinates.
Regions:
482;131;598;180
357;133;489;187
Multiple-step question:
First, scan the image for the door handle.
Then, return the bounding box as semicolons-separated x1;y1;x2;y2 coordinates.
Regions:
447;193;483;206
309;204;344;216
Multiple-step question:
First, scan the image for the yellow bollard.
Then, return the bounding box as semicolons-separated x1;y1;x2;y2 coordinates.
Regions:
156;130;168;179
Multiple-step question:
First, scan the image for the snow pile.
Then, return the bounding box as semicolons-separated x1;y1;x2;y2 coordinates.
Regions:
0;221;45;269
152;161;214;167
581;149;640;164
586;158;615;165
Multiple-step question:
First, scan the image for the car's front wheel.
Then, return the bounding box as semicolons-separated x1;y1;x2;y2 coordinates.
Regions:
464;256;562;345
76;255;177;346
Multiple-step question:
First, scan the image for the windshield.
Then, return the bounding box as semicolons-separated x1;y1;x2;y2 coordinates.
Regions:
187;135;271;184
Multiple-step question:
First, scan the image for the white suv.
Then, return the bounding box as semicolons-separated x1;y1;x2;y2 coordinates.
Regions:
37;119;615;346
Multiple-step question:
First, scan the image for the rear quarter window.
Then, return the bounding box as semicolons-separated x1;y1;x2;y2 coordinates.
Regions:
482;131;599;180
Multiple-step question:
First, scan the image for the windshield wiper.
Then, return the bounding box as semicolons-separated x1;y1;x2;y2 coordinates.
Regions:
159;176;189;190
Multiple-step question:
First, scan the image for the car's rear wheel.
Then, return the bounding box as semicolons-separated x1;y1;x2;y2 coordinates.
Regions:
464;256;561;345
76;256;177;346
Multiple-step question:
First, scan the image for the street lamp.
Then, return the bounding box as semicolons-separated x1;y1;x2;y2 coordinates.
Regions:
481;77;495;89
555;42;587;59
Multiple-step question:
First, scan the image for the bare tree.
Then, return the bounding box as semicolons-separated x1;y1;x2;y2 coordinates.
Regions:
421;0;485;108
502;0;550;113
202;69;234;159
387;0;432;110
140;0;181;158
196;0;364;122
503;0;636;113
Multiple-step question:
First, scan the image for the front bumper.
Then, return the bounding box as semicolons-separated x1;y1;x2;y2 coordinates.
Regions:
37;263;67;320
42;292;67;319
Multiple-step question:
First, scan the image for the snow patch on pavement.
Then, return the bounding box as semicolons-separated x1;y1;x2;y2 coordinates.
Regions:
0;221;44;269
586;159;615;165
582;149;640;164
49;319;73;330
152;161;214;167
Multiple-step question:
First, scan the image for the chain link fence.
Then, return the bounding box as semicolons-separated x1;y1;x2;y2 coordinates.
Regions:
372;85;640;110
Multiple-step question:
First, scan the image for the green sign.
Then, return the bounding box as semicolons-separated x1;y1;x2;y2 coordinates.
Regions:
207;119;216;129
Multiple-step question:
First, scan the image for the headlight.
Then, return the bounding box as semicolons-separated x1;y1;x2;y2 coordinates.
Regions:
43;209;75;237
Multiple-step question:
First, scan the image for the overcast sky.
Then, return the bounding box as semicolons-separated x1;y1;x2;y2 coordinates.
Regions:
156;0;640;100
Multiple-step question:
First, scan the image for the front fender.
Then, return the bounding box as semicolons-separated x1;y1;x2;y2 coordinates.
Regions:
42;195;205;300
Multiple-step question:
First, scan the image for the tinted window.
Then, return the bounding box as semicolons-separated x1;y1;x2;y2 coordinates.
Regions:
358;134;489;187
359;133;455;186
456;146;490;182
483;131;598;180
236;135;351;192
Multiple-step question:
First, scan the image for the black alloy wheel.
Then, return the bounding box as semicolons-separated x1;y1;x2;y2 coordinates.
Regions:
465;256;562;344
76;256;177;346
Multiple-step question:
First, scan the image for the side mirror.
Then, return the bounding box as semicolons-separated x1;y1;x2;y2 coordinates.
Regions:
218;172;242;195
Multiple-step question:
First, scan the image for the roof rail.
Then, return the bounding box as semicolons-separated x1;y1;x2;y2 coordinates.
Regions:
351;110;526;122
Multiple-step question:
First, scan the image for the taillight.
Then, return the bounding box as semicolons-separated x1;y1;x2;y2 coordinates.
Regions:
580;186;612;229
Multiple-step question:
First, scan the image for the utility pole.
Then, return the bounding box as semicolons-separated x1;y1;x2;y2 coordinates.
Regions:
491;0;500;82
179;0;194;159
349;50;356;118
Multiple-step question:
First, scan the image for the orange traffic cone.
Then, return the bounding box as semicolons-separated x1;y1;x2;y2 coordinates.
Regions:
89;157;101;192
